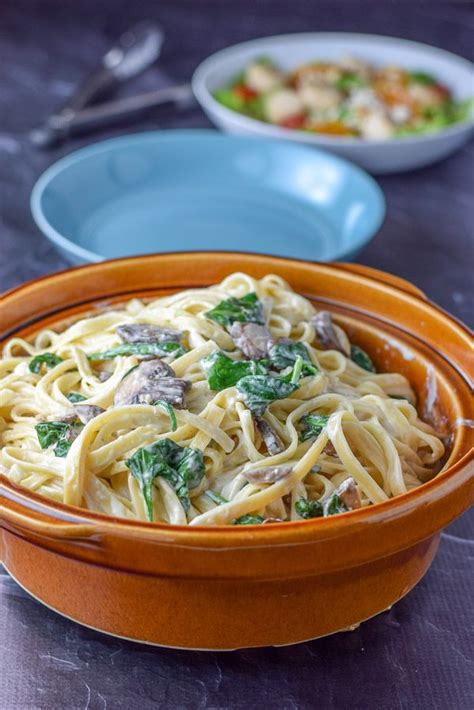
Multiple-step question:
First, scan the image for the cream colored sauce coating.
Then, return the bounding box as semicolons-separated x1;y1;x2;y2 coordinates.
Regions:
0;273;445;525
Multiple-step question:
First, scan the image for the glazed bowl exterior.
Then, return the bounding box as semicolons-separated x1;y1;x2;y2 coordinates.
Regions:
0;253;473;650
192;33;474;174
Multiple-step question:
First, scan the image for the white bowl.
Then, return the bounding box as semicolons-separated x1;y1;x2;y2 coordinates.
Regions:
192;32;473;174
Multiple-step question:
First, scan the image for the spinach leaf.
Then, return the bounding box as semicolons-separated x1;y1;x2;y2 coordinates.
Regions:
295;493;348;519
35;420;82;458
36;422;69;449
88;342;188;361
154;400;177;432
204;292;264;326
125;438;205;521
324;493;348;516
205;490;228;505
237;374;299;416
299;414;330;442
350;345;376;372
66;392;87;403
29;353;63;374
295;498;324;518
269;341;317;377
278;356;305;385
54;437;75;458
174;445;206;490
233;514;265;525
201;350;268;391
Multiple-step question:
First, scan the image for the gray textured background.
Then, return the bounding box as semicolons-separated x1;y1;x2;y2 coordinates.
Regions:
1;1;473;709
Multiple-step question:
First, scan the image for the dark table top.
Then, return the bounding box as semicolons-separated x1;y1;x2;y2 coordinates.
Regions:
1;1;473;708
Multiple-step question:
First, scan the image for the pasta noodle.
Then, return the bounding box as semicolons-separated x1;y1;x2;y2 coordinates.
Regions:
0;272;445;526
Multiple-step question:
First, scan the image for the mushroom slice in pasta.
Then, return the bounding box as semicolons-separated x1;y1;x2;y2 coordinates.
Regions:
98;370;112;382
116;323;182;345
335;477;361;510
229;322;274;360
114;359;191;408
311;311;350;356
254;415;285;456
73;404;105;425
242;465;292;485
323;441;338;457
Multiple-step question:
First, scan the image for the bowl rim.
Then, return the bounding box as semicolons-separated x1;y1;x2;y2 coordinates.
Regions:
30;128;386;264
0;251;472;545
192;31;474;148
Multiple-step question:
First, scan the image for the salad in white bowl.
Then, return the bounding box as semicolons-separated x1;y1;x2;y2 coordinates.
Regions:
213;55;471;140
193;33;474;173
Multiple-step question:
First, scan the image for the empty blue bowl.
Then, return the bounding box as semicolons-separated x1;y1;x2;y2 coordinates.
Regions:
31;130;385;265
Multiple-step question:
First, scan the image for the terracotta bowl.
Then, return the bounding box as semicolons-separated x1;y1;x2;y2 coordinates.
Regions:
1;253;472;650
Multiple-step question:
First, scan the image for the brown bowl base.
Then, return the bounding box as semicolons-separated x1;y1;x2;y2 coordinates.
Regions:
2;531;440;650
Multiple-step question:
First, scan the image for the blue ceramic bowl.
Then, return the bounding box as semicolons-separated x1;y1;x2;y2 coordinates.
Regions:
31;130;385;265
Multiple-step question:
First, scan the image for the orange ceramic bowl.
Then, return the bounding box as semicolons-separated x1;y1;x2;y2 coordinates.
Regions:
0;253;472;650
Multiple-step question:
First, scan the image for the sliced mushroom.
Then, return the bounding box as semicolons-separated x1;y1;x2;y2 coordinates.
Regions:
229;322;273;360
242;465;292;485
116;323;181;345
97;370;112;382
73;404;105;425
323;441;338;457
45;411;77;424
423;366;449;438
335;477;361;510
114;359;190;408
254;416;284;456
311;311;350;356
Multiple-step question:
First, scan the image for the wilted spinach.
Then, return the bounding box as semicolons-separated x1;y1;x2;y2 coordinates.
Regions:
324;493;349;516
88;342;188;361
66;392;87;403
295;493;348;519
204;292;264;326
154;400;177;432
237;374;299;416
269;341;317;377
125;438;205;521
29;353;63;374
295;498;324;518
232;514;265;525
201;350;268;391
35;420;82;458
299;414;330;442
350;345;376;372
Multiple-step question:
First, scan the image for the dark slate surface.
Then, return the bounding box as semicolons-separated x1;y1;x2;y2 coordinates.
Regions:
0;1;473;708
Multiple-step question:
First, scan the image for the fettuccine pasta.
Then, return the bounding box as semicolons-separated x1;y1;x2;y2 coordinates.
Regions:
0;272;445;526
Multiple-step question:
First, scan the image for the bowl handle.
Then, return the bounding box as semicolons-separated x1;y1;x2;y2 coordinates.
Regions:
337;263;427;300
0;501;97;542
